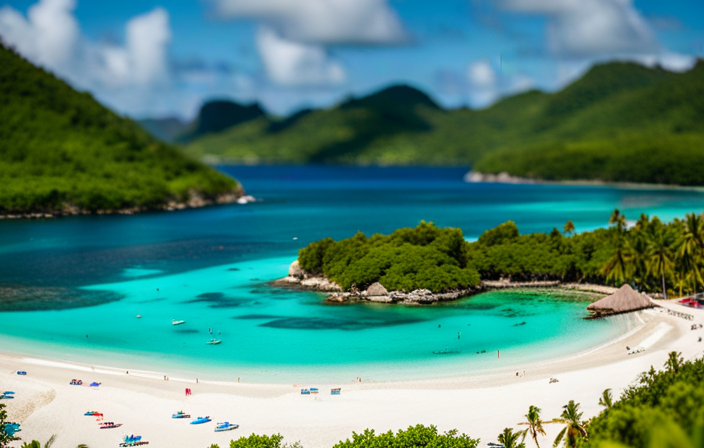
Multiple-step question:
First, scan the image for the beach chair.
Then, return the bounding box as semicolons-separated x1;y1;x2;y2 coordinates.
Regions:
300;389;310;395
310;387;319;394
331;388;341;395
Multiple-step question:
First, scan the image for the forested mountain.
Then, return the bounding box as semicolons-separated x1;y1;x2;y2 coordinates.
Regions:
181;60;704;185
0;43;241;216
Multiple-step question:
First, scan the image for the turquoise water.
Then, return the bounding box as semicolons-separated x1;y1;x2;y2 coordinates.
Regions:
1;166;704;382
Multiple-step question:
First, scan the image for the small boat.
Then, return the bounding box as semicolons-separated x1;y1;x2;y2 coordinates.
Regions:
99;422;123;429
190;416;211;425
214;422;239;432
84;411;101;416
206;338;221;345
172;319;186;326
172;411;191;419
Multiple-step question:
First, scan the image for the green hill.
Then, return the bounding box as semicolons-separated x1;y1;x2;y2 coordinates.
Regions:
178;100;266;142
183;61;704;185
0;43;242;216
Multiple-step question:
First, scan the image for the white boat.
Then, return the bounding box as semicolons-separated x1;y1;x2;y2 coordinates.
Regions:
206;338;221;345
172;319;186;326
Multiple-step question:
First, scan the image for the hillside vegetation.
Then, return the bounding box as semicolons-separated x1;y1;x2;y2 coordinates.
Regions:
183;61;704;186
0;43;241;215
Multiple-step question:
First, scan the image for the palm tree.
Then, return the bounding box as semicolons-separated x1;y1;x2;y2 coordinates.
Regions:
666;351;683;374
563;221;575;236
518;405;548;447
647;228;676;299
598;388;613;409
498;427;526;448
553;401;587;448
609;209;627;232
675;213;704;295
19;436;86;448
601;238;633;285
20;435;56;448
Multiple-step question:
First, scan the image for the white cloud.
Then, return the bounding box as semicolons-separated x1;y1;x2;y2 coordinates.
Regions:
256;27;345;86
0;0;172;115
501;0;659;57
126;8;171;86
468;60;496;88
211;0;407;45
0;0;79;70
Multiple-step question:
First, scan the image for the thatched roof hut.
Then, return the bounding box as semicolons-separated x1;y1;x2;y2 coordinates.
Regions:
587;284;655;317
366;282;388;296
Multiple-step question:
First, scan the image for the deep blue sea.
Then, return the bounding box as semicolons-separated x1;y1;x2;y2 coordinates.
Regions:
1;166;703;382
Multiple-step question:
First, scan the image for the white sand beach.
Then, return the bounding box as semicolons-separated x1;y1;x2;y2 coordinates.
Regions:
2;300;703;448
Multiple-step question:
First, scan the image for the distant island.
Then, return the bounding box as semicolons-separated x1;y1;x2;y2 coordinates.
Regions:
279;210;702;304
143;60;704;187
0;43;243;218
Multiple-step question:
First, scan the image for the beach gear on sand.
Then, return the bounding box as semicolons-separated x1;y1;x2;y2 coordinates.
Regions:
16;371;27;375
3;422;21;436
120;434;149;447
70;379;83;385
214;422;239;432
331;388;341;395
190;416;211;425
172;411;191;419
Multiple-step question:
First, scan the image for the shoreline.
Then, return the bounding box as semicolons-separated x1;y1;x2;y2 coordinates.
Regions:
0;190;255;220
465;170;704;192
1;301;701;447
275;265;615;305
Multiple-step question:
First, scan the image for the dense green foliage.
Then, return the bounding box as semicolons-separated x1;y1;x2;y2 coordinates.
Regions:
586;353;704;448
0;43;239;214
183;61;704;186
300;209;704;296
333;425;479;448
0;403;17;447
298;221;480;292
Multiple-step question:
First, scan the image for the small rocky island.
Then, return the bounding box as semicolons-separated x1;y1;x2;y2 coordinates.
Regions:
275;260;479;305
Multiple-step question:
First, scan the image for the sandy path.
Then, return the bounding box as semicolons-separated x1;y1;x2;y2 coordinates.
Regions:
1;301;703;448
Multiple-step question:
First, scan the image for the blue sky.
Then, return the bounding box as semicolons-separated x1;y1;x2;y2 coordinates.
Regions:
1;0;702;119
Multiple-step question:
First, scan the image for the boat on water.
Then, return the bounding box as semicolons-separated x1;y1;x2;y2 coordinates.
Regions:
214;422;239;432
172;319;186;325
190;416;212;425
172;411;191;419
206;338;221;345
99;422;122;429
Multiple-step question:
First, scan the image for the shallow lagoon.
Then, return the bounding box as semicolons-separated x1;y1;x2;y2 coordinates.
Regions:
1;166;703;382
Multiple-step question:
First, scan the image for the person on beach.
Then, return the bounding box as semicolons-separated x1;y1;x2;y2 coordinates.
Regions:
458;332;461;339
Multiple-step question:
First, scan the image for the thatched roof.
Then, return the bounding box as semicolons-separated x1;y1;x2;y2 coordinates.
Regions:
366;282;388;296
587;284;655;315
